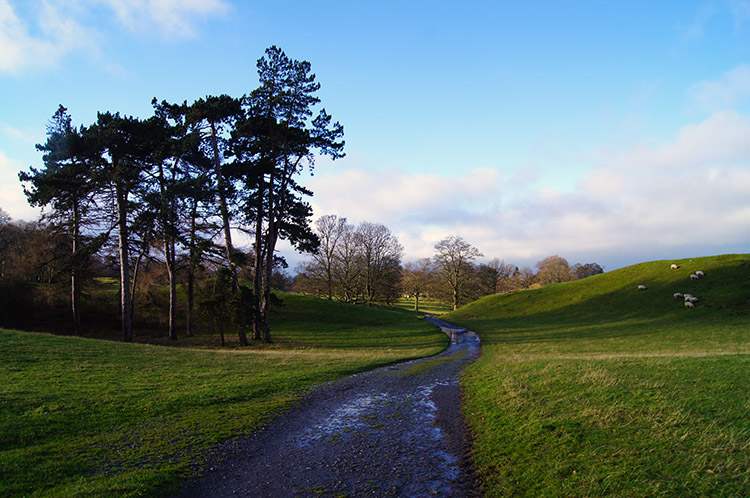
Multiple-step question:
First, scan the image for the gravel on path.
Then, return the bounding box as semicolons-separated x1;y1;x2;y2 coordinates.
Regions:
173;317;481;497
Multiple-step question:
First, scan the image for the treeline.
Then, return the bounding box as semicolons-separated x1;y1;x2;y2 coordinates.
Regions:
293;215;603;310
8;46;344;344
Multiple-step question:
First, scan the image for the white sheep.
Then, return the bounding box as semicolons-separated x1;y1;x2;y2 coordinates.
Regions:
671;264;679;270
688;296;699;303
684;294;694;300
685;301;694;309
690;274;699;280
674;292;683;299
638;284;647;291
696;270;704;277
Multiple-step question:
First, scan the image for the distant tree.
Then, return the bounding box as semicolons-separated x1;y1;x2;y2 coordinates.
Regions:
573;262;604;279
472;258;506;297
334;225;362;303
0;210;21;280
433;235;483;310
401;258;433;311
355;222;403;306
311;214;350;300
536;255;573;285
517;266;536;288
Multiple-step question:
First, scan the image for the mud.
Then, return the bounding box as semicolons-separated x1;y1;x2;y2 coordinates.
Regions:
173;317;481;497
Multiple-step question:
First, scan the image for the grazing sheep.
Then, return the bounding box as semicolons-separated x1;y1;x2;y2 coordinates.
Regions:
671;264;679;270
688;296;699;303
685;301;694;309
674;292;683;299
690;274;699;280
684;294;694;300
696;270;704;277
638;284;647;291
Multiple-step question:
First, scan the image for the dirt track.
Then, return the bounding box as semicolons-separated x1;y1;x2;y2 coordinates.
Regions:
173;317;482;497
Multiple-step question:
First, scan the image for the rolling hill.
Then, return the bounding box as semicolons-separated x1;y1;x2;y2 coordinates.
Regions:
443;254;750;497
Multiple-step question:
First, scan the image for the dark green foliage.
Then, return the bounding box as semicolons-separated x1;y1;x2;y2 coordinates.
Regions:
16;46;344;346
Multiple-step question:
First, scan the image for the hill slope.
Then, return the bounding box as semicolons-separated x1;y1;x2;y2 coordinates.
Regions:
444;254;750;497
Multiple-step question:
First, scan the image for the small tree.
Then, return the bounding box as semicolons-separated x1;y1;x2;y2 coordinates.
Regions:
536;255;573;285
433;235;482;310
401;258;433;311
573;262;604;279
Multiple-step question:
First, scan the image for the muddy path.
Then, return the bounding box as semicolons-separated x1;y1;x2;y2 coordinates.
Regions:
173;317;481;497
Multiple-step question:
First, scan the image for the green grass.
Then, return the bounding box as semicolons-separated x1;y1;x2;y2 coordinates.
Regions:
0;294;447;497
444;254;750;497
392;297;451;315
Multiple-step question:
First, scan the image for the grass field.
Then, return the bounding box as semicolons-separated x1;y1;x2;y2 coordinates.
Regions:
0;294;447;497
444;254;750;497
392;297;451;315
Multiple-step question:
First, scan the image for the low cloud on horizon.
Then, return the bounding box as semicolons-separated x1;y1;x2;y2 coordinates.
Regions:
306;108;750;272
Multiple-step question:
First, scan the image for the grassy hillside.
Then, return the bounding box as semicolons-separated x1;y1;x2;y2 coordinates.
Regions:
444;254;750;497
0;294;447;497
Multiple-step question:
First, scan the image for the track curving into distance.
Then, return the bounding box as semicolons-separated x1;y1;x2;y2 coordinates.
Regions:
173;316;481;497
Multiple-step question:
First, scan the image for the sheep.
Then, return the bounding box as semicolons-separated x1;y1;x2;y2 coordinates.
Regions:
674;292;683;299
637;284;647;291
684;301;694;309
696;270;704;277
671;264;679;270
688;296;699;303
690;274;700;280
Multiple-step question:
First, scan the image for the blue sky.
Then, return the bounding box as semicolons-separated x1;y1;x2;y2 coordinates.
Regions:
2;1;749;271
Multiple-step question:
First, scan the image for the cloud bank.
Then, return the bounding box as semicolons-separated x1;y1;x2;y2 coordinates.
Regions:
307;109;750;270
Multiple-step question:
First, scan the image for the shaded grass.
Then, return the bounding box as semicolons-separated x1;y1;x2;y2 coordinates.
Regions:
0;295;447;497
444;254;750;497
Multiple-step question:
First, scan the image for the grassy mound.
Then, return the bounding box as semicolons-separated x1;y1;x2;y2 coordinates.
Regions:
444;254;750;497
0;295;447;497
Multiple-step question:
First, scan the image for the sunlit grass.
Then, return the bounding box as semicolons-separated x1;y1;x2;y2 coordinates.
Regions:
0;294;447;497
444;254;750;497
392;297;451;315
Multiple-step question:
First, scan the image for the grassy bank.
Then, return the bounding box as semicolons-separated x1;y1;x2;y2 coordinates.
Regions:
0;295;447;497
444;254;750;497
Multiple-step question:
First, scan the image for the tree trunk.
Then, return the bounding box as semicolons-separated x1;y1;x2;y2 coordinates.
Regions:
186;268;194;337
414;294;419;312
261;223;276;343
210;121;238;289
186;201;198;338
71;202;82;336
116;183;132;342
165;240;177;341
252;178;265;342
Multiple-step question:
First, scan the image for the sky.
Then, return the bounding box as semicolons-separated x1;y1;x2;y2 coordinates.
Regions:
1;0;749;272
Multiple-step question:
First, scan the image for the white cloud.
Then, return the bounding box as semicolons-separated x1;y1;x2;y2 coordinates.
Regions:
298;110;750;270
0;0;229;75
0;0;84;74
96;0;230;39
688;64;750;111
0;150;40;221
